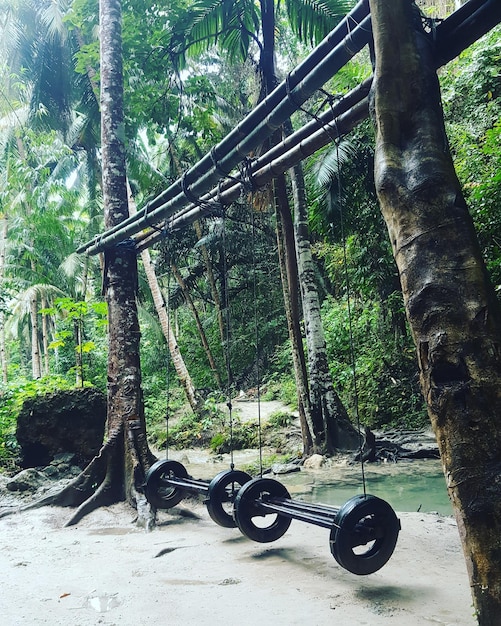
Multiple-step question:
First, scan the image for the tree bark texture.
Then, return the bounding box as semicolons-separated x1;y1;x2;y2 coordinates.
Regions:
30;291;41;380
274;180;314;455
100;0;153;514
370;1;501;622
291;162;359;452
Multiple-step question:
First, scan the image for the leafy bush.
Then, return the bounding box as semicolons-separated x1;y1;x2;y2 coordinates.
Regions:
262;374;298;409
209;422;258;454
152;392;228;450
267;410;295;428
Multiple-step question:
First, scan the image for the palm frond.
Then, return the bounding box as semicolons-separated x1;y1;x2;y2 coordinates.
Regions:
284;0;355;45
311;138;357;189
171;0;260;67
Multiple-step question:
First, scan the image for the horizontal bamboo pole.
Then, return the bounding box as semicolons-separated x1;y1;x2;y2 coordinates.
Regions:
78;1;372;255
80;0;500;256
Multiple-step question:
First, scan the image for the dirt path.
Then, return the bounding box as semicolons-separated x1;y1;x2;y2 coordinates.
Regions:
0;501;474;626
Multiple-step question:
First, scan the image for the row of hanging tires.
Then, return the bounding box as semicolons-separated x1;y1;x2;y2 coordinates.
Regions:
144;459;400;576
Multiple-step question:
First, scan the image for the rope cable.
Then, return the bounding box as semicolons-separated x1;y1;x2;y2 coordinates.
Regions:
164;259;172;461
251;208;264;477
221;209;235;471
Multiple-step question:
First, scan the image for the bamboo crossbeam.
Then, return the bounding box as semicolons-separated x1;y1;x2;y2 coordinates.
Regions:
134;98;369;251
123;0;501;252
78;0;372;255
79;0;501;256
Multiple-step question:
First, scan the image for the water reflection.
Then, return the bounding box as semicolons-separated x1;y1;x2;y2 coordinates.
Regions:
278;459;452;516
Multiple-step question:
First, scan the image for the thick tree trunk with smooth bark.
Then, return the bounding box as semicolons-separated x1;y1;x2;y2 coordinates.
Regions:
291;162;359;452
370;1;501;622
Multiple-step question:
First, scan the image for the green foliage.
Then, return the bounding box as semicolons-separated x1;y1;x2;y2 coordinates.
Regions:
267;409;295;428
209;421;258;454
322;296;426;429
262;374;298;409
440;25;501;286
148;391;227;450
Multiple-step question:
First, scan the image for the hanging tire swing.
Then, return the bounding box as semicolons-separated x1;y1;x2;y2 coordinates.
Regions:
145;212;252;529
144;158;400;576
232;477;400;575
145;459;251;528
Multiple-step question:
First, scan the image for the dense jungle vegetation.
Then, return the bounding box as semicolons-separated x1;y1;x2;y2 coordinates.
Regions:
0;0;499;466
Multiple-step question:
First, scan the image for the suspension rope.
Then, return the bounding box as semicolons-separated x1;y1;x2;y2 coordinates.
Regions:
221;209;235;471
165;259;172;461
251;208;264;477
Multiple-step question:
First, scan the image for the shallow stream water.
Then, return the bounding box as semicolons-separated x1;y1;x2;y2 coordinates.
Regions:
279;459;452;515
170;449;452;516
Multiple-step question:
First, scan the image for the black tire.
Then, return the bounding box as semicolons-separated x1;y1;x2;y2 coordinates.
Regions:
329;494;400;575
206;469;253;528
144;460;188;509
234;477;292;543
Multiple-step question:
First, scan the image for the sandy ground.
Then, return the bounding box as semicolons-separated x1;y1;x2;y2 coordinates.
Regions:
0;492;475;626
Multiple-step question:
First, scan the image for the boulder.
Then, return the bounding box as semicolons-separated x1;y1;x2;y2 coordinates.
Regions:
6;468;48;492
303;453;325;469
16;387;106;468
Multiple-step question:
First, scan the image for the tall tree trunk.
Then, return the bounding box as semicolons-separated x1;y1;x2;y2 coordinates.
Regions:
256;0;317;453
41;295;50;377
370;0;501;621
30;0;156;527
291;162;359;452
74;317;84;387
99;0;154;519
274;196;314;454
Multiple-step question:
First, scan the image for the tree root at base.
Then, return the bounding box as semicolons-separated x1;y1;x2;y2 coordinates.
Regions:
0;424;156;528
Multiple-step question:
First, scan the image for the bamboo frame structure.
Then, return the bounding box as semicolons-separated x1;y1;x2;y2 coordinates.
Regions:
78;0;501;256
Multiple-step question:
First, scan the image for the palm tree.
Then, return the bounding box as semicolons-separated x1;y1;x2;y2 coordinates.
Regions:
24;0;156;527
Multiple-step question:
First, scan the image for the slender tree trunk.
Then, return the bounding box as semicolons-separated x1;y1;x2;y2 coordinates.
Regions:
171;262;223;389
370;0;501;621
193;220;225;345
74;318;83;387
127;187;202;412
275;198;314;454
255;0;317;453
30;292;41;379
41;295;50;377
274;178;316;454
291;162;359;452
